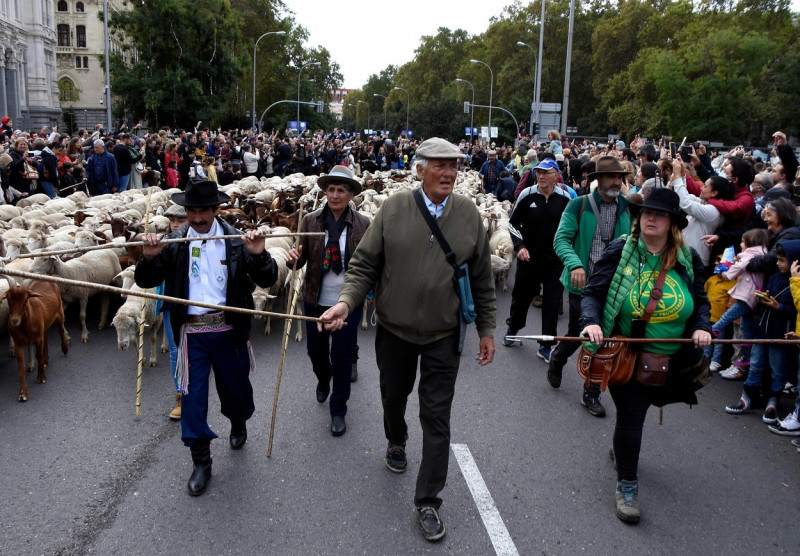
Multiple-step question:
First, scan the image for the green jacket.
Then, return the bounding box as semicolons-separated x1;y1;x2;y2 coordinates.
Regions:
338;188;497;344
553;189;632;295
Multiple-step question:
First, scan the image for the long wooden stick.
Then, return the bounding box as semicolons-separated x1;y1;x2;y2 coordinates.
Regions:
268;205;305;457
14;232;326;259
506;335;800;345
0;267;325;324
135;189;153;416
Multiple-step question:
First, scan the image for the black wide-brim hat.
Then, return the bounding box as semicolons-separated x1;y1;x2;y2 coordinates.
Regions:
628;187;689;230
172;180;231;207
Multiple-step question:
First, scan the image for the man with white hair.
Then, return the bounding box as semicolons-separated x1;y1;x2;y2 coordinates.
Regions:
320;137;496;542
85;139;119;195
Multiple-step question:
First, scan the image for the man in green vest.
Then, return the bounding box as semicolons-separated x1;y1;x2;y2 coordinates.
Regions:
549;156;633;417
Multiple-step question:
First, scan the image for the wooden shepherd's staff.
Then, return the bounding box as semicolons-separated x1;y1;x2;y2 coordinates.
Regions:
505;334;800;345
135;189;153;415
12;232;325;259
268;204;305;457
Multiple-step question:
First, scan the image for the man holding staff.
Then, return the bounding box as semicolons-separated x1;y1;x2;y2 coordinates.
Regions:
135;180;278;496
320;137;496;542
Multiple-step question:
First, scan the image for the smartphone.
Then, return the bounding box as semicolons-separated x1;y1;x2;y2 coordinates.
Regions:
669;142;677;158
679;145;693;163
754;290;771;301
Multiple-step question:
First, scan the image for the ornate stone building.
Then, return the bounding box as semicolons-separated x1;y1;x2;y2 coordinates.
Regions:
54;0;127;131
0;0;61;130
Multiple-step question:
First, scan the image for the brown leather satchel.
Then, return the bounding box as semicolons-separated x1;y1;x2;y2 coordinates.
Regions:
577;337;638;392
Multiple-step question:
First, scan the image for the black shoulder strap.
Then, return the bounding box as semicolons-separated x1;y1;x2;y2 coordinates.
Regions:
412;188;458;270
586;191;618;243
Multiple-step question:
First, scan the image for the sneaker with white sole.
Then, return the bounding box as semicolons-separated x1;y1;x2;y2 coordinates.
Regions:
709;361;722;372
720;365;747;381
762;400;779;424
768;412;800;436
782;382;798;397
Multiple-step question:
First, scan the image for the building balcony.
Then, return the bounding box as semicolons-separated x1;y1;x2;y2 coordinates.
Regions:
57;46;73;54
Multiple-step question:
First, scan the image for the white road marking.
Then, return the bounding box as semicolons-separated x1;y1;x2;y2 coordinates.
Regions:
451;443;519;556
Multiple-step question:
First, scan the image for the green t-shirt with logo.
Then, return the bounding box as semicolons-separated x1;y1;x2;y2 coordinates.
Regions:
617;253;695;355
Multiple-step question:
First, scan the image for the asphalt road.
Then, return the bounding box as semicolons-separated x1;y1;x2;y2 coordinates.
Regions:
0;273;797;556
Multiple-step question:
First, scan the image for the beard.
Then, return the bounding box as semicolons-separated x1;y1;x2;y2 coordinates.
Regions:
600;185;620;198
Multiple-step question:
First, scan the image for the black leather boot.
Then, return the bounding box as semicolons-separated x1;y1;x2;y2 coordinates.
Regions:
187;439;212;496
230;421;247;450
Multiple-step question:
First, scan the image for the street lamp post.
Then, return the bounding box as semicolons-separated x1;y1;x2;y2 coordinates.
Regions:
534;0;545;142
252;30;286;131
393;86;409;134
373;94;386;130
516;41;537;137
297;61;320;135
469;59;493;140
357;100;370;133
455;78;475;148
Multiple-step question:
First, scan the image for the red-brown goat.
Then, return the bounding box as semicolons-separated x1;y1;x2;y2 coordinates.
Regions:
0;281;70;402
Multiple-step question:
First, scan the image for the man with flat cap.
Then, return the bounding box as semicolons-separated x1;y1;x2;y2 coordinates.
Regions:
135;180;278;496
320;137;496;542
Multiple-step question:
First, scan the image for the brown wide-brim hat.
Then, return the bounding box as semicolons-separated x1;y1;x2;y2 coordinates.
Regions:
171;180;231;207
587;155;630;180
317;165;362;195
628;187;689;230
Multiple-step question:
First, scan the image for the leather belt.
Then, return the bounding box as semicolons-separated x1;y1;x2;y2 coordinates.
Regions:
185;311;225;325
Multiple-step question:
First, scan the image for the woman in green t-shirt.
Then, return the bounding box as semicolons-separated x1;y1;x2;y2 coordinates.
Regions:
580;188;712;524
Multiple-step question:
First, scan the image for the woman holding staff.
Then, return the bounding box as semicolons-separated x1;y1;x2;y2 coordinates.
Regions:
285;165;370;437
580;188;712;524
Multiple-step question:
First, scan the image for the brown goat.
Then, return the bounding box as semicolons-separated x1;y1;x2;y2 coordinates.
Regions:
0;281;70;402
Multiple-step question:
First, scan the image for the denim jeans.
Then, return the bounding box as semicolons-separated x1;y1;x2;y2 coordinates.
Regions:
710;300;753;364
745;342;789;395
39;180;58;199
118;173;130;193
163;309;179;393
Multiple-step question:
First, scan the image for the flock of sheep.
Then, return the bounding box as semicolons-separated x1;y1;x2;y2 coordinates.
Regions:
0;169;514;401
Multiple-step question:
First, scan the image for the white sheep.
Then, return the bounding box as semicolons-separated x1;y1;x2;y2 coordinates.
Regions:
110;269;166;366
27;249;122;342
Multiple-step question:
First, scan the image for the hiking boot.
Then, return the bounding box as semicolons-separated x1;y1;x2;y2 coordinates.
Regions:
762;398;779;424
537;345;552;363
416;506;445;541
768;412;800;436
168;393;182;421
503;327;518;347
385;443;407;473
547;360;563;389
582;392;606;417
615;480;640;523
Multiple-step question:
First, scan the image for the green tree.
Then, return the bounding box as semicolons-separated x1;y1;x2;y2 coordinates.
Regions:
108;0;247;129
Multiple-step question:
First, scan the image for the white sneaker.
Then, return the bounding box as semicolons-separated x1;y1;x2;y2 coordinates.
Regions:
709;361;722;372
768;412;800;436
720;365;747;380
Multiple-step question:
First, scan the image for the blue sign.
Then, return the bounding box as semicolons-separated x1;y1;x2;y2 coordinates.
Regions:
401;130;414;138
465;127;478;136
288;121;308;131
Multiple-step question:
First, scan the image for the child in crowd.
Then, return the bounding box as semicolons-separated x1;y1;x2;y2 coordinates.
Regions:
769;259;800;440
726;240;800;423
218;162;235;186
165;159;179;188
711;229;770;372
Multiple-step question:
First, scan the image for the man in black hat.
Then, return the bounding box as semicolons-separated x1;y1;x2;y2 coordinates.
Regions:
135;180;278;496
550;156;634;417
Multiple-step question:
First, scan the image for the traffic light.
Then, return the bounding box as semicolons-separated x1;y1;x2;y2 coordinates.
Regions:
531;122;539;136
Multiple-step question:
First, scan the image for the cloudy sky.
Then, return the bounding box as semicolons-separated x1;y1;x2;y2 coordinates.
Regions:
284;0;800;90
284;0;516;89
